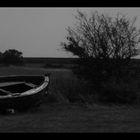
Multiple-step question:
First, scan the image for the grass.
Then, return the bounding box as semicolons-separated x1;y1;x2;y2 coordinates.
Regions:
0;64;140;132
1;104;140;132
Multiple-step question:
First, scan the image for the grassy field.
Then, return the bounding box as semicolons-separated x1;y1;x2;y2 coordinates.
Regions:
0;65;140;132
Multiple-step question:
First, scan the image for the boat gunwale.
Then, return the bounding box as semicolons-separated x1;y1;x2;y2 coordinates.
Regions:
0;74;50;99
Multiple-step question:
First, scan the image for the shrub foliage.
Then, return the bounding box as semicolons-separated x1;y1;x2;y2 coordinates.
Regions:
1;49;23;66
61;10;140;104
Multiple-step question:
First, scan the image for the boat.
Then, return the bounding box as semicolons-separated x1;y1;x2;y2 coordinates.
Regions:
0;74;50;112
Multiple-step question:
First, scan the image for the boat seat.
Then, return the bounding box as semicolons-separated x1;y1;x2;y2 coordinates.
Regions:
0;88;11;95
25;83;36;88
0;82;25;87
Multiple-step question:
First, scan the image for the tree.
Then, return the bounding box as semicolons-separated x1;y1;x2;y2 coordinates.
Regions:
61;11;140;86
3;49;23;66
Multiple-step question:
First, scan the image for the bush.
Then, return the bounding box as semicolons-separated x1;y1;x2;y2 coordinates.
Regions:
61;11;140;84
3;49;23;66
61;10;140;105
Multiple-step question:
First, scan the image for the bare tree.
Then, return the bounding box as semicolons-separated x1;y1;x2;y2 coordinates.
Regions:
61;10;140;84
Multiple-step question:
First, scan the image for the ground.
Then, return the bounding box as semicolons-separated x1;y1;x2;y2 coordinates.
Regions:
1;103;140;132
0;65;140;132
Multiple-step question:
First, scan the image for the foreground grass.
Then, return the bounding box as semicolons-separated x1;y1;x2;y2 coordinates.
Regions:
0;66;140;132
0;103;140;132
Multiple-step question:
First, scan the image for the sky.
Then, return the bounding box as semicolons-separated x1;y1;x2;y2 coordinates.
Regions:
0;8;140;58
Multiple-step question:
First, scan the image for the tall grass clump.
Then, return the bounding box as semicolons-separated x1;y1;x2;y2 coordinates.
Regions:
43;68;139;105
44;69;96;104
97;77;138;104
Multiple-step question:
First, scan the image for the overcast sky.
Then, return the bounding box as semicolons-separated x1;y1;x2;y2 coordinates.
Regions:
0;7;140;58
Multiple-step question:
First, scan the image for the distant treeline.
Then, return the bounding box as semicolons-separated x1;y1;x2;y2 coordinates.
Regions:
23;57;79;65
23;57;140;68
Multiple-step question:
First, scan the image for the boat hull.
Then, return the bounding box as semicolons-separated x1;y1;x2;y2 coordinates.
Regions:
0;87;47;111
0;75;50;111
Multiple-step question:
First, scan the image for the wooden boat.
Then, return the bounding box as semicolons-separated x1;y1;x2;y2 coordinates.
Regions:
0;74;50;112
